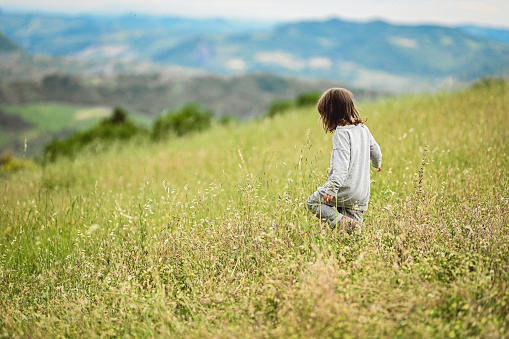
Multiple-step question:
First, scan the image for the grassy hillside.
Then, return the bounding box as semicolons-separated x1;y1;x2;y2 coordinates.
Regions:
1;80;508;337
0;73;374;156
0;103;150;155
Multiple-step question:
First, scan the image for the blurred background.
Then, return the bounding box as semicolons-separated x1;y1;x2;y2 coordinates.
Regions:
1;0;508;156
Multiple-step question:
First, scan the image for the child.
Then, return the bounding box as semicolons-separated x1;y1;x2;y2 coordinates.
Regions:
306;88;382;233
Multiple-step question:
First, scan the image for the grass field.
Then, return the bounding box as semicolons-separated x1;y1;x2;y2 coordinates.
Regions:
1;80;508;337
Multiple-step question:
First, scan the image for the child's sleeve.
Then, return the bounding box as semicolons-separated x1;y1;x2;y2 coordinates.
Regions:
368;128;382;169
321;130;350;196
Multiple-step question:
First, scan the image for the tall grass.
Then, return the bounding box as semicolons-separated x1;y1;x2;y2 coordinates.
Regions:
1;80;508;337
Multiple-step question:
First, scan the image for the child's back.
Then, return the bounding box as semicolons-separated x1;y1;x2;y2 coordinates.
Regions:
306;88;382;232
318;124;381;211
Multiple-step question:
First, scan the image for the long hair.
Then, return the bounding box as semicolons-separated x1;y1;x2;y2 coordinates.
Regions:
316;88;366;133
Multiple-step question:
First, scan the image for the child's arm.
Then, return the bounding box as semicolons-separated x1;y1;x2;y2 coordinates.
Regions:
368;129;382;169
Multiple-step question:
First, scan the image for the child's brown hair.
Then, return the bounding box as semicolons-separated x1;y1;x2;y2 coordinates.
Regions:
317;88;366;133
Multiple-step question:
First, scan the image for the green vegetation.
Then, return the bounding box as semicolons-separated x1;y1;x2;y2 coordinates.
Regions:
266;91;323;117
266;99;295;117
0;151;37;173
42;103;216;162
152;103;213;140
42;103;215;162
295;90;322;107
217;114;238;126
0;80;508;337
39;93;320;160
0;103;105;133
43;107;147;162
0;103;150;156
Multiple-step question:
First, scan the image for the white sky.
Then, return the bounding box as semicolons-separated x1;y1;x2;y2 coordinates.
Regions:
2;0;509;28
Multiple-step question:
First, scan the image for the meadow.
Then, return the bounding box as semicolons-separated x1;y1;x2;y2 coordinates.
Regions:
0;79;508;337
0;103;150;155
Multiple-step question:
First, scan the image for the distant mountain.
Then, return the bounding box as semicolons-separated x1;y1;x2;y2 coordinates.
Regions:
0;12;274;58
0;30;21;52
1;11;509;91
459;25;509;44
153;19;509;89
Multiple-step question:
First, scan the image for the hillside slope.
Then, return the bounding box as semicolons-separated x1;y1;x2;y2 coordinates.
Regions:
0;72;377;155
0;30;21;52
1;80;508;337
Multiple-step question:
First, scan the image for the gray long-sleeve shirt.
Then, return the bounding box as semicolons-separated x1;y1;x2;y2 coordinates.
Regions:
318;124;382;211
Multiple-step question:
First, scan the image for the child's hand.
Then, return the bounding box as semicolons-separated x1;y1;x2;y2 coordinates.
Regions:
324;193;335;204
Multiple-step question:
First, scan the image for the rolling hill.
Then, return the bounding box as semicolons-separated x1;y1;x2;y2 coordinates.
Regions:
0;73;377;119
1;11;508;91
152;19;509;89
0;30;21;52
0;12;274;58
460;25;509;44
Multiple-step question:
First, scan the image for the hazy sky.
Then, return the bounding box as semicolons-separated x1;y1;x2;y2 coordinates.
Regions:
2;0;509;28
